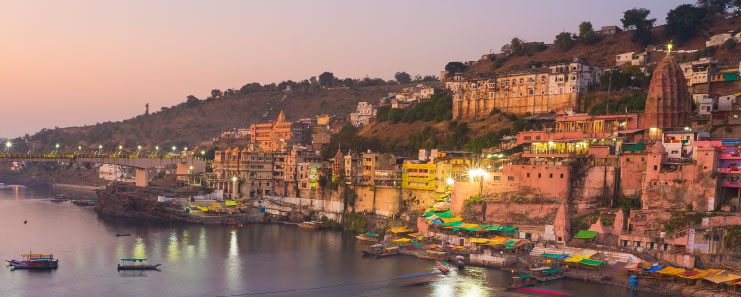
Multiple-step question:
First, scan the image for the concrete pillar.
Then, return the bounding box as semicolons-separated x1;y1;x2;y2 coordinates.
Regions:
135;168;149;187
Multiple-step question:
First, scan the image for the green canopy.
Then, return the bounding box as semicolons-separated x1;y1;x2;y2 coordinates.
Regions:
504;240;517;246
543;268;562;273
435;210;455;218
622;142;644;152
442;221;463;227
363;232;378;237
504;246;518;250
423;211;435;218
574;230;599;239
579;259;604;266
540;253;568;259
517;274;532;279
409;241;421;246
501;227;518;232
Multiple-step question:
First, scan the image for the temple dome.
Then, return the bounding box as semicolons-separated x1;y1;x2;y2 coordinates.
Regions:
641;53;691;130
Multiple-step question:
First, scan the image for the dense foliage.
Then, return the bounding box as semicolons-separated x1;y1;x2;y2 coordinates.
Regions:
376;94;452;124
589;92;648;115
621;8;656;46
320;125;385;159
664;4;709;45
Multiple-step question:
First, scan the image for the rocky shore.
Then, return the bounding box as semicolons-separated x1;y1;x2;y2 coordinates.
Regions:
95;183;211;223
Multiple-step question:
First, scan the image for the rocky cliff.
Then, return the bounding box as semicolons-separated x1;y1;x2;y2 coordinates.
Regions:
95;183;209;222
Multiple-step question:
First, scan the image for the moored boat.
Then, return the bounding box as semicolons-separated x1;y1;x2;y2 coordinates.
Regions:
298;221;326;230
375;246;400;258
509;273;534;288
72;199;92;206
7;253;59;270
355;232;379;242
530;266;565;282
117;258;161;271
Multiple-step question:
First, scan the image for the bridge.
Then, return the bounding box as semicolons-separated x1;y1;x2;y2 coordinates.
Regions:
0;153;208;187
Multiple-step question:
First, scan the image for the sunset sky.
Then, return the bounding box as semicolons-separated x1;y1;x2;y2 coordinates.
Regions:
1;0;688;137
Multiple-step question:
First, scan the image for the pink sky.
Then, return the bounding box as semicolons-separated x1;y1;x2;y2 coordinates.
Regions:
0;0;688;137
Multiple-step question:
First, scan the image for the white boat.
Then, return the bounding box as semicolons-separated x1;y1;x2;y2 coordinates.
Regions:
0;183;26;189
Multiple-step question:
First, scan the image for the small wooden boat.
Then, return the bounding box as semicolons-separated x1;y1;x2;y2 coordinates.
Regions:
418;250;448;260
7;253;58;270
117;259;161;271
435;260;450;274
531;266;565;282
375;247;400;258
116;233;131;237
509;273;534;289
355;232;379;242
72;199;92;206
298;221;326;230
362;243;386;257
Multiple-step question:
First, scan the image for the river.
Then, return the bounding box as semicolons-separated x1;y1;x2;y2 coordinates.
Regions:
0;188;660;297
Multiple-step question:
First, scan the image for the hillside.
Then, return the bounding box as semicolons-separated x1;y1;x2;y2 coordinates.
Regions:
26;84;414;150
466;14;741;77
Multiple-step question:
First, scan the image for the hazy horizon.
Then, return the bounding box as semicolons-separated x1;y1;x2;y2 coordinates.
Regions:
1;0;689;138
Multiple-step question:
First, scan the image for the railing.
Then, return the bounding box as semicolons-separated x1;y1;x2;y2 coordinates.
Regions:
0;153;192;160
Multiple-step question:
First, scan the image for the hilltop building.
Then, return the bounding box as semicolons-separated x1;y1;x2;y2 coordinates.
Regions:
249;111;311;151
450;58;604;119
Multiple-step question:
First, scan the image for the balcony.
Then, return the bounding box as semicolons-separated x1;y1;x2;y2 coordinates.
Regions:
718;168;741;174
721;181;741;188
720;153;741;160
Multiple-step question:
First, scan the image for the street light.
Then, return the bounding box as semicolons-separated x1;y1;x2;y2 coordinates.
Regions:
446;177;455;186
4;140;12;153
172;146;177;151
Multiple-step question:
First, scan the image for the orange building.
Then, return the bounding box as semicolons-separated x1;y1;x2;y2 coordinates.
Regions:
250;111;307;151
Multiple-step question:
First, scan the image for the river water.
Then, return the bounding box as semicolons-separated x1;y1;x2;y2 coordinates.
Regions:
0;188;659;297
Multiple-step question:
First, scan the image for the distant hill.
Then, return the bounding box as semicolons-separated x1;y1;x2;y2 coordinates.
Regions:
465;14;741;78
26;84;414;151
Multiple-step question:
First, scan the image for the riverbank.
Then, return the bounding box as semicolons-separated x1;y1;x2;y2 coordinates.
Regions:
0;164;107;191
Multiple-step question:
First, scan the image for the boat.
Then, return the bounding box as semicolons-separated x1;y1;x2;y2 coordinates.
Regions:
362;243;386;257
117;258;161;271
51;194;73;203
375;246;400;258
72;199;92;206
7;253;58;270
509;273;535;288
530;266;565;282
455;255;465;270
116;233;131;237
435;260;450;274
355;232;379;242
298;221;326;230
50;197;66;203
0;183;26;189
418;250;448;260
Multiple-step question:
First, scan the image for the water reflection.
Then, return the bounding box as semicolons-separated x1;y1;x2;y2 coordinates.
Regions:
0;189;661;297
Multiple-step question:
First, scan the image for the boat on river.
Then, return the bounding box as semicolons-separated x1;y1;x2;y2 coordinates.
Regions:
355;232;379;242
7;253;59;270
375;246;400;258
530;266;565;282
0;183;25;189
117;259;161;271
435;260;450;274
509;273;535;288
298;221;326;230
72;199;93;206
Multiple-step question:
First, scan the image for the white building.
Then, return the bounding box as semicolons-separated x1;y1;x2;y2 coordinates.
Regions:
615;51;648;67
718;94;738;111
349;102;377;127
693;94;714;115
548;58;605;95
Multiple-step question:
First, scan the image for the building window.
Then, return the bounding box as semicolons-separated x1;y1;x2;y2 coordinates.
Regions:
560;174;564;178
549;173;553;178
526;173;530;177
493;176;500;181
538;173;542;178
626;158;630;162
508;176;514;181
653;165;658;170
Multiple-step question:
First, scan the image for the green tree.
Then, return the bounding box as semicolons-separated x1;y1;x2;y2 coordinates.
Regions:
318;72;335;87
501;37;525;56
185;95;199;107
239;82;262;94
210;89;222;99
394;72;412;84
445;62;467;73
698;0;732;14
664;4;709;45
579;21;599;44
554;32;575;51
621;8;656;46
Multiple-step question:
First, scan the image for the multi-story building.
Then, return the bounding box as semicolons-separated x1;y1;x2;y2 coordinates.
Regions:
249;111;311;151
402;160;436;190
451;58;604;119
349;102;377;128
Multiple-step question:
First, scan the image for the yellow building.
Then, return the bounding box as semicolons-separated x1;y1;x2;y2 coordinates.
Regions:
402;161;436;190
